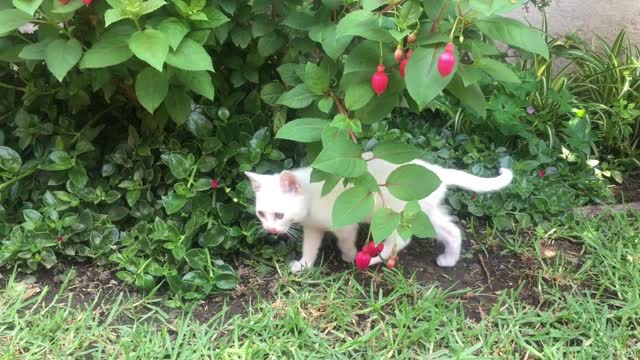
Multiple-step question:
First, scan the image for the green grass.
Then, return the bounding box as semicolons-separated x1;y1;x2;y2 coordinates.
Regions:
1;211;639;359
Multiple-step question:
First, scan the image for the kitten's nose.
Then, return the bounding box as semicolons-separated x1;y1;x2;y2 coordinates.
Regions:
267;228;278;235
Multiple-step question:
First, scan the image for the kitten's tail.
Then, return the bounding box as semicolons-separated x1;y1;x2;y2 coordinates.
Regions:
429;165;513;193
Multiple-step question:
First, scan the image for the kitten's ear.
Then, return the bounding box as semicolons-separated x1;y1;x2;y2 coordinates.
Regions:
280;171;302;194
244;172;262;192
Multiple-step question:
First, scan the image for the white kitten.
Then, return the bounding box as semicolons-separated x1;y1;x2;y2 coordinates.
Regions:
245;153;513;272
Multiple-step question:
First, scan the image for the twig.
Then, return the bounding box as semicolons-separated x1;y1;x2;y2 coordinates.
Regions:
478;254;492;286
329;90;347;115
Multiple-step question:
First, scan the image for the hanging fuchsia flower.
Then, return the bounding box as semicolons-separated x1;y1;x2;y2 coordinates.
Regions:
82;0;93;5
56;236;63;243
211;179;220;189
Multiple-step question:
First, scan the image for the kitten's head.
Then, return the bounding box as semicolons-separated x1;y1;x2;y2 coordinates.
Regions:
244;171;308;235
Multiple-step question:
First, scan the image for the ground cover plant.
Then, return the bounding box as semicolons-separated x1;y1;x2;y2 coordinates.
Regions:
0;0;593;298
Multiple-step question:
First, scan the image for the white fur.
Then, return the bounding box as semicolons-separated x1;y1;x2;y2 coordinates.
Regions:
245;152;513;272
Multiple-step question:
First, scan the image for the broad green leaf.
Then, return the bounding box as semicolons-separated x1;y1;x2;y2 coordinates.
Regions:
129;29;169;71
317;97;334;113
363;0;386;11
447;74;486;117
371;208;401;243
304;62;330;95
476;16;549;59
355;90;398;124
0;146;22;173
321;173;340;196
462;0;526;16
0;9;32;34
276;118;329;143
136;67;169;113
166;38;213;72
405;46;454;110
184;249;208;270
422;0;456;20
79;28;134;69
257;32;285;57
23;209;42;224
104;9;128;27
175;70;214;100
345;82;374;111
140;0;166;15
158;17;190;50
372;142;422;164
12;0;43;16
276;84;315;109
215;272;239;289
276;63;302;86
164;88;192;125
336;10;393;43
68;166;88;188
475;57;520;83
410;211;436;238
260;82;284;106
458;64;483;86
313;137;366;178
45;39;83;82
385;164;441;201
18;40;53;60
317;23;352;60
332;186;374;228
201;6;231;29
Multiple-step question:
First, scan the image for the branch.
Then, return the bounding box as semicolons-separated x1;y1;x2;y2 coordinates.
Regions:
329;90;348;115
430;0;451;33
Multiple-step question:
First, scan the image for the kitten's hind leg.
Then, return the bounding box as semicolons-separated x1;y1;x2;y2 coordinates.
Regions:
369;232;411;266
334;225;358;262
432;217;462;267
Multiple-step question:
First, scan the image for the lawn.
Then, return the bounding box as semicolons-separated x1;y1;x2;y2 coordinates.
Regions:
1;209;639;359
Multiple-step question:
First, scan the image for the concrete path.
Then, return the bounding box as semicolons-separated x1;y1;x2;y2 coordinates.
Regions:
509;0;640;44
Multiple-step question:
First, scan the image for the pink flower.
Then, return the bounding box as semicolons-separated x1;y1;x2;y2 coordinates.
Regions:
211;179;220;189
538;169;545;179
83;0;93;5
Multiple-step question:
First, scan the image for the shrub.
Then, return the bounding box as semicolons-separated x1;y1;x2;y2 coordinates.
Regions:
0;0;564;296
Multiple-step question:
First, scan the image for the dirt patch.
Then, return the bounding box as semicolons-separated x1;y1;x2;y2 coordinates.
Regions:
613;173;640;203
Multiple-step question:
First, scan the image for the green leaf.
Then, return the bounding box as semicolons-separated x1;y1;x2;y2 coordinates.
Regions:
276;63;302;86
68;166;88;188
136;67;168;113
385;164;441;201
462;0;526;16
336;10;393;43
18;40;53;60
476;16;549;59
257;32;284;57
203;227;225;247
304;62;330;95
158;17;190;50
331;186;374;228
165;88;192;125
409;210;436;238
0;9;32;34
0;146;22;173
317;23;352;60
215;272;239;289
12;0;43;16
45;39;83;82
405;46;454;110
457;64;483;86
317;97;334;113
345;82;374;111
135;274;156;291
321;174;340;196
313;137;366;178
139;0;166;15
176;70;215;100
79;28;134;69
166;38;213;72
104;9;128;27
185;249;208;270
129;29;169;71
162;153;192;179
475;57;520;83
422;0;456;20
370;208;401;243
372;142;422;164
276;84;315;109
23;209;42;224
260;82;284;106
162;192;187;214
447;74;486;117
276;118;329;143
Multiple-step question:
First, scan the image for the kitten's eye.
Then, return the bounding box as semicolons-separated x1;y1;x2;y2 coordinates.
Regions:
258;211;265;218
274;212;284;220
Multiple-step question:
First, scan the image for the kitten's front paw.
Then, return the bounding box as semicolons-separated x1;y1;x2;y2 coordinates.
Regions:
436;254;459;267
290;260;310;273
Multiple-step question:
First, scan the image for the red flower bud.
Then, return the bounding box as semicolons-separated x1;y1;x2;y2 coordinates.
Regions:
538;169;545;179
82;0;93;5
386;255;397;269
56;236;63;243
211;179;220;189
394;47;404;63
371;64;389;96
437;43;456;78
355;251;371;271
407;32;417;44
400;58;408;79
364;241;384;257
